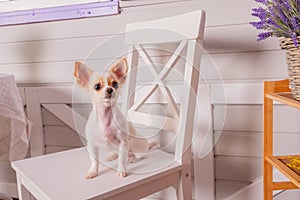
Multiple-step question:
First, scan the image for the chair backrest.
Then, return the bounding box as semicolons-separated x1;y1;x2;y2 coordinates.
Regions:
122;10;206;164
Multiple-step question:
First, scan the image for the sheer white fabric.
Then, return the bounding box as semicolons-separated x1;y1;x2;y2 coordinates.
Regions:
0;74;30;161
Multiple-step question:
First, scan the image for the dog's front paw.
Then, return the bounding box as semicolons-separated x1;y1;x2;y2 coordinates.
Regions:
85;171;98;179
117;171;127;178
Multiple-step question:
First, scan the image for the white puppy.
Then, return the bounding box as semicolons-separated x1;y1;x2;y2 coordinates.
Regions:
74;58;157;178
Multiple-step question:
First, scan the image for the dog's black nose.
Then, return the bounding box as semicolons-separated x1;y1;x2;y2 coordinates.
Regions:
106;88;113;94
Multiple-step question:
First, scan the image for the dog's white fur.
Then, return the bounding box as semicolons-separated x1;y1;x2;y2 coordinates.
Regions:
74;58;157;178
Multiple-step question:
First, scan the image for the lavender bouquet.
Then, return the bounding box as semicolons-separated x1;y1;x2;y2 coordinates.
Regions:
250;0;300;47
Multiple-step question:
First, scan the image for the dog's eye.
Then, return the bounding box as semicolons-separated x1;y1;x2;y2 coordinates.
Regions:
94;83;102;91
112;81;118;89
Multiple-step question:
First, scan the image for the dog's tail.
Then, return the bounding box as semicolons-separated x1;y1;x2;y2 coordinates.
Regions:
148;141;160;151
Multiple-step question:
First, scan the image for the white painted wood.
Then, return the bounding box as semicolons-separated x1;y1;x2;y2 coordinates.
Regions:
0;161;17;198
124;10;209;199
202;50;287;82
41;107;66;126
0;3;198;44
2;0;297;198
12;10;210;200
211;82;297;105
215;132;300;158
65;104;92;120
18;87;26;106
23;87;88;158
16;172;31;200
42;104;75;128
214;132;262;158
43;126;83;147
193;153;215;200
0;27;281;68
273;105;300;133
17;83;284;113
174;39;202;162
176;39;203;199
124;0;260;28
38;103;300;188
213;103;300;197
204;24;280;54
225;170;297;200
126;10;205;44
12;148;182;199
25;88;45;157
215;156;262;182
216;180;249;200
194;0;257;27
2;50;287;84
273;132;300;155
23;84;216;150
0;161;16;183
128;111;179;132
42;104;87;139
0;182;18;199
191;82;214;200
214;105;262;132
0;0;274;45
214;105;300;133
0;35;118;64
0;27;280;65
274;190;300;200
35;87;73;103
130;42;186;117
224;176;263;200
211;83;264;105
121;45;139;115
45;146;78;154
141;186;177;200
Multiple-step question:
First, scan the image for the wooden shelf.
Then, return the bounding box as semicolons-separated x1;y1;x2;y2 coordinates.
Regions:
266;155;300;188
266;92;300;110
264;79;300;199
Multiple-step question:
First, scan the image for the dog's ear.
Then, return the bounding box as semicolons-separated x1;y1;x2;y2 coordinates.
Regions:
110;58;128;84
74;62;94;88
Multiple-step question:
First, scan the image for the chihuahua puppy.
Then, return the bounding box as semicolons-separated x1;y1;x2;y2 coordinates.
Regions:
74;58;157;178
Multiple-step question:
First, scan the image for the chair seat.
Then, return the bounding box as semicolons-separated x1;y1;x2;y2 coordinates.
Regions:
12;148;182;200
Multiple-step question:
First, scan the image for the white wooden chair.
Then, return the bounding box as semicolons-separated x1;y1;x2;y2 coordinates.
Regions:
11;10;206;200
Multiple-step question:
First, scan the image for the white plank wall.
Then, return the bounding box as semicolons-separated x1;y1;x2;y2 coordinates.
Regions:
1;0;300;199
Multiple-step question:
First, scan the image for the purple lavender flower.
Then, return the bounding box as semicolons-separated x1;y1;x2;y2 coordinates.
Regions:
257;32;273;41
282;0;291;11
250;21;267;29
255;0;268;4
291;16;300;30
251;0;300;47
252;7;267;20
292;32;298;47
272;5;289;25
268;19;285;30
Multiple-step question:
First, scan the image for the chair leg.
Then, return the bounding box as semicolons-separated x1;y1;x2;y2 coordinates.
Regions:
176;169;193;200
16;173;32;200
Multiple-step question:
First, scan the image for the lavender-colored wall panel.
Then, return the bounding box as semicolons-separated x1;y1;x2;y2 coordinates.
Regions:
0;0;119;26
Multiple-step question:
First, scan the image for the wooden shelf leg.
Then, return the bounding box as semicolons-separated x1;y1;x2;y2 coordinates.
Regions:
264;82;274;200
